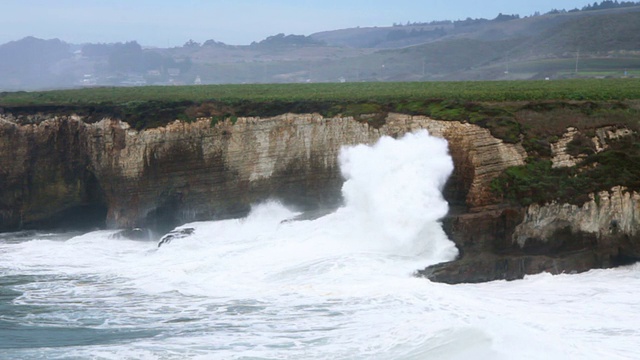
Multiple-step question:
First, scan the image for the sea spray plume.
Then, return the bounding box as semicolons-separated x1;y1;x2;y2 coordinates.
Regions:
153;130;457;268
338;130;457;259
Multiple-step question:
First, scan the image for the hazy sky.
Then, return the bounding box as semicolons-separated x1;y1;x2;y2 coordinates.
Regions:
2;0;592;46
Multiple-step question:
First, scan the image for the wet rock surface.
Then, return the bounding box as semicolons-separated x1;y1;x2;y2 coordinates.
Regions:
419;193;640;283
158;228;195;247
110;228;152;241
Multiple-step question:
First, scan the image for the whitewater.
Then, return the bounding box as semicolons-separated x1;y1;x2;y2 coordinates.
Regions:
1;130;639;359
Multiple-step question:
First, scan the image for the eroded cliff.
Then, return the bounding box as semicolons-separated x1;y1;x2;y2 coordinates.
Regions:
1;111;639;282
421;123;640;283
0;113;525;231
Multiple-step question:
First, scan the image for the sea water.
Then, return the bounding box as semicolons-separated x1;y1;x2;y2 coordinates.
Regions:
1;131;639;359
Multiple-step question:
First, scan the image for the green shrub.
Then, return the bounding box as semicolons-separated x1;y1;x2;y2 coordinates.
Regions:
493;134;640;206
566;133;596;156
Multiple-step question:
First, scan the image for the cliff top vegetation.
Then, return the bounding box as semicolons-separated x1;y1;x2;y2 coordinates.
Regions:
2;79;640;132
3;79;640;107
2;79;640;209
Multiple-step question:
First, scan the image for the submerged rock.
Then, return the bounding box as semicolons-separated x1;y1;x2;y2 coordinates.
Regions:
417;252;604;284
158;228;195;247
110;228;151;241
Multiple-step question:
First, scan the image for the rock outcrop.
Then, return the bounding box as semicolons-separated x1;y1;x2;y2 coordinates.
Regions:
0;113;525;233
0;115;104;230
422;186;640;283
551;127;583;168
1;112;638;282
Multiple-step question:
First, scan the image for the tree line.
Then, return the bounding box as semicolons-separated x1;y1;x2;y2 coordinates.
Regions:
393;1;640;27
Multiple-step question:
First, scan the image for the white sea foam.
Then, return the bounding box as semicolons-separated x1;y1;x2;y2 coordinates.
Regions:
1;130;639;359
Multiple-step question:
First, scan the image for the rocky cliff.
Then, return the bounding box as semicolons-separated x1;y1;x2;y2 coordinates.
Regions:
1;111;638;282
420;124;640;283
0;113;523;231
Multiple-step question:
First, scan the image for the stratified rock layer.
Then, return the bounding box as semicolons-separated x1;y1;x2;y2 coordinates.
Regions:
422;186;640;283
1;113;525;232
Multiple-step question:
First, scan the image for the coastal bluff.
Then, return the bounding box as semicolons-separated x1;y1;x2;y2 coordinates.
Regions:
1;112;638;282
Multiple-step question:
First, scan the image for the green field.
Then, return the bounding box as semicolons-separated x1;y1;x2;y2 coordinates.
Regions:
2;78;640;107
504;57;640;77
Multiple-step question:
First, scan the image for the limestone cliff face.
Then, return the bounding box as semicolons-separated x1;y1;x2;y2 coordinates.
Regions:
422;126;640;284
0;112;526;233
385;114;526;209
551;125;634;168
87;114;376;230
0;113;377;231
3;112;637;283
551;127;583;168
0;115;101;230
421;186;640;284
514;187;640;258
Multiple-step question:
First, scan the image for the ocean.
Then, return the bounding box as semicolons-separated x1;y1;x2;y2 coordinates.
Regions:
1;130;638;359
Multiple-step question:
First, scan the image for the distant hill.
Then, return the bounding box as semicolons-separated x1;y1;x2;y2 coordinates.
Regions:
1;3;640;90
0;37;72;90
308;6;640;81
515;11;640;55
310;5;640;49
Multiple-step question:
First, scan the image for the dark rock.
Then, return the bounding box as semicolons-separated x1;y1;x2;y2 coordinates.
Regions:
441;206;525;255
417;251;605;284
158;227;195;247
280;206;339;224
0;116;107;232
110;228;151;241
421;207;640;283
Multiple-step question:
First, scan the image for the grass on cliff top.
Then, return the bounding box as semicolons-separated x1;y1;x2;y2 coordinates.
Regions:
4;79;640;207
2;79;640;107
3;79;640;131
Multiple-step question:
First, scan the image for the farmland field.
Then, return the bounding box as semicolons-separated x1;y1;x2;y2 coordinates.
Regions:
2;79;640;107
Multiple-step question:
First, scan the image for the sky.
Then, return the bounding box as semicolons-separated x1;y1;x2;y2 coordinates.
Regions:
1;0;594;47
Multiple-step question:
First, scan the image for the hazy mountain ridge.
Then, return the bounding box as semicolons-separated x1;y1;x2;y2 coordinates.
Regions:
1;4;640;90
311;3;640;49
0;37;72;89
515;11;640;55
